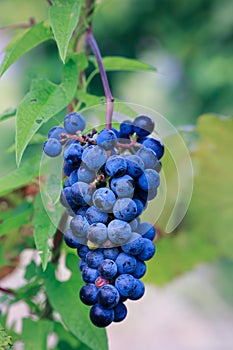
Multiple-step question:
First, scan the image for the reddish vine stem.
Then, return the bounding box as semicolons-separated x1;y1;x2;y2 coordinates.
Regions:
46;0;53;6
0;18;36;31
86;25;114;130
0;286;16;296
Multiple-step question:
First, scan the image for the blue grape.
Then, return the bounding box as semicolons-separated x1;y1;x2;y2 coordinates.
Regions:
105;155;127;177
90;304;114;327
114;303;127;322
119;120;134;137
137;238;156;261
132;260;146;279
69;170;79;186
77;245;90;259
108;219;132;245
92;188;116;212
63;162;78;176
78;259;87;271
87;223;108;245
128;279;145;300
48;126;66;140
71;182;93;206
86;250;104;269
64;143;83;166
115;274;136;298
138;169;160;192
97;284;120;309
76;206;89;217
64;112;86;134
115;252;137;274
103;247;119;260
133;198;144;216
70;215;89;237
64;229;83;248
121;233;144;255
114;176;135;198
82;265;99;283
111;127;119;138
113;198;137;222
85;206;108;224
80;283;98;305
136;146;158;169
96;128;117;150
137;222;156;240
43;138;62;157
110;175;134;195
82;145;107;171
63;178;70;188
77;164;96;183
124;154;144;177
142;137;164;160
98;259;118;279
129;218;138;231
133;115;154;137
60;187;77;209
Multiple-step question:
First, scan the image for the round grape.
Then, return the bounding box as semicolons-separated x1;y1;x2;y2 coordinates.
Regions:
92;188;116;212
96;128;117;150
113;198;137;222
133;115;154;137
90;304;114;327
82;145;107;171
97;284;120;309
113;303;127;322
64;112;86;134
87;223;108;245
108;219;132;245
98;259;117;279
142;137;164;160
43;138;62;157
80;283;98;305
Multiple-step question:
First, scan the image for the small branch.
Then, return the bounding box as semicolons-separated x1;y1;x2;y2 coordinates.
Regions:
86;25;114;130
46;0;53;5
0;18;36;31
0;286;16;297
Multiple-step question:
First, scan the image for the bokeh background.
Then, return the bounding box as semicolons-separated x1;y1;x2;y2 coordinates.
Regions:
0;0;233;349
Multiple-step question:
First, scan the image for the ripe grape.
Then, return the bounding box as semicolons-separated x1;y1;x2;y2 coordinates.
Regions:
43;111;165;328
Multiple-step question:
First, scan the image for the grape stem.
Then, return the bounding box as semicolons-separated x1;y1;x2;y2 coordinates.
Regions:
0;17;36;31
86;25;114;130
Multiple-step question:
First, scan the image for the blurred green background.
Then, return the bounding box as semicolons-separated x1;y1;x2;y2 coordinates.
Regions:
0;1;233;349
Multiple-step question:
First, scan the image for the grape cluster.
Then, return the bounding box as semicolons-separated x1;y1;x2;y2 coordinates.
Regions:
43;111;164;327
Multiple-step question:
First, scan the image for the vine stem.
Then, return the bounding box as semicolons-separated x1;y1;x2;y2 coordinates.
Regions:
86;25;114;130
0;18;36;31
0;286;16;296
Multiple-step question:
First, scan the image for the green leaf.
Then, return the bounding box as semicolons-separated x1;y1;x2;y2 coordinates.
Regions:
54;322;92;350
145;114;233;285
44;254;108;350
90;56;156;72
16;58;78;166
0;155;40;197
0;21;53;77
0;203;32;237
33;194;59;270
0;108;16;123
49;0;84;63
22;318;53;350
0;323;13;349
102;56;157;72
24;261;37;281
